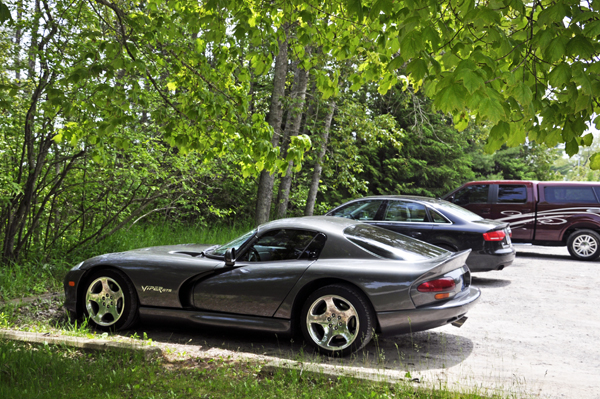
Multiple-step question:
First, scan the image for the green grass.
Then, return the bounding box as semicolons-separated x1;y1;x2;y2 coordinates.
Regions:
0;221;254;301
0;340;497;399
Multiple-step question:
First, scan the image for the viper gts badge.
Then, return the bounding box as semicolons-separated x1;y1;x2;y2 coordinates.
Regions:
142;286;172;293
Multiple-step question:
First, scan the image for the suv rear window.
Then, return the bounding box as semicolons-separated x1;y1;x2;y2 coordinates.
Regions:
498;185;527;203
544;186;598;203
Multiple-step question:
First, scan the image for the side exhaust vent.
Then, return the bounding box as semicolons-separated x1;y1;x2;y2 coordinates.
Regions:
451;316;468;328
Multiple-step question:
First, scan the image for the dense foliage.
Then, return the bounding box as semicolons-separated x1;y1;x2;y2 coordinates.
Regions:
1;0;593;265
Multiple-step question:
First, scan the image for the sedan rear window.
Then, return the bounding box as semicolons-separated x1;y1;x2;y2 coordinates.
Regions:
343;224;447;261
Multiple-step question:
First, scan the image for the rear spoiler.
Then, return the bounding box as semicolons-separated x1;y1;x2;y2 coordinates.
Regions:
417;249;471;282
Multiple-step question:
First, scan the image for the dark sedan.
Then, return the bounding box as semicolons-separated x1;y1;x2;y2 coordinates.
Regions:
326;196;516;272
64;216;480;356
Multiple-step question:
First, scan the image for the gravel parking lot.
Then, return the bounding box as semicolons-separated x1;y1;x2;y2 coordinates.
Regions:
130;245;599;398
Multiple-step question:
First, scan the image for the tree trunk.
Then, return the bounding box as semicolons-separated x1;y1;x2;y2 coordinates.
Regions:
255;27;289;226
275;64;309;219
305;101;336;216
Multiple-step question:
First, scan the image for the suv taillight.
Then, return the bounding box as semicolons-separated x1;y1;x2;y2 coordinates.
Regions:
483;230;506;241
417;278;456;292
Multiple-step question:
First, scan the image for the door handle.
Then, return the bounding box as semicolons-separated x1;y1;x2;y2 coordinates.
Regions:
412;232;423;237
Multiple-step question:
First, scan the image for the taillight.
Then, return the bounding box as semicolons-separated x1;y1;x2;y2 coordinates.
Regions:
417;278;456;292
483;230;506;241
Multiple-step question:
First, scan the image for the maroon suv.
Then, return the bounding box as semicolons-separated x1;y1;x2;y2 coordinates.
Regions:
444;181;600;261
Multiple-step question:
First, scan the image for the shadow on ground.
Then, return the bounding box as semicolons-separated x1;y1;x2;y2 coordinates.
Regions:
127;319;473;372
516;251;575;261
471;276;511;288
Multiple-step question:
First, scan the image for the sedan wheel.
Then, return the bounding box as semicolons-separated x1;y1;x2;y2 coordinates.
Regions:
84;269;138;331
567;230;600;261
301;284;375;356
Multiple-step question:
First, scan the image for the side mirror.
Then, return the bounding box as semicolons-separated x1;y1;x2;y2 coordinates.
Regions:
224;248;236;267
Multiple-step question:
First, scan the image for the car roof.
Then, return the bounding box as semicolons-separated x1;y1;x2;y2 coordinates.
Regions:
258;216;358;236
337;195;445;205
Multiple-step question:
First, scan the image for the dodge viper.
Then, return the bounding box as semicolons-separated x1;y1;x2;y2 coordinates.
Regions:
64;216;480;356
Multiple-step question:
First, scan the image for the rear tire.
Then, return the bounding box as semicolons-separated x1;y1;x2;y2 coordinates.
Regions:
83;269;139;331
300;284;375;357
567;230;600;261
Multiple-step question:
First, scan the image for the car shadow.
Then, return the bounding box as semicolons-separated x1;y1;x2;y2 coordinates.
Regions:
471;276;511;288
127;320;473;373
516;252;575;261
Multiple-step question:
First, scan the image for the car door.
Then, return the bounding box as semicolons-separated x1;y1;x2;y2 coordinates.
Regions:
372;200;433;241
490;183;534;241
192;229;324;317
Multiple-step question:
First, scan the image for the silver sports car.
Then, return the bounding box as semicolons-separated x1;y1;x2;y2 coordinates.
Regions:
64;216;480;356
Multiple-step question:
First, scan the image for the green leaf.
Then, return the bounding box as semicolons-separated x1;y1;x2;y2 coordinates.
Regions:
572;65;593;96
387;55;404;71
538;2;569;26
506;126;526;147
583;20;600;38
565;139;579;157
369;0;392;19
479;97;506;123
567;35;596;59
346;0;363;21
433;84;467;113
548;63;572;88
582;133;594;147
0;1;11;23
511;82;533;106
456;69;485;94
400;30;423;59
590;153;600;170
544;37;566;63
594;115;600;130
422;26;441;52
406;59;428;81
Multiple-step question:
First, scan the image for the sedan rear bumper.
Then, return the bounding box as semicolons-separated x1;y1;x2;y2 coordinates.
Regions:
467;246;516;272
376;286;481;336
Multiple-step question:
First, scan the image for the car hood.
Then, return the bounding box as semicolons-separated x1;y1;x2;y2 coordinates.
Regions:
132;243;217;256
75;243;220;271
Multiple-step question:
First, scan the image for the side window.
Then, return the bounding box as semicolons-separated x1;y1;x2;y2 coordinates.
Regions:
299;233;327;260
429;208;450;223
498;185;527;203
453;185;489;206
329;200;384;220
384;201;428;222
240;229;318;262
545;187;598;203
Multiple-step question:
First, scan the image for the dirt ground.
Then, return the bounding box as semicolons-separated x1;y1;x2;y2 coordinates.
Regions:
104;245;596;398
7;245;599;398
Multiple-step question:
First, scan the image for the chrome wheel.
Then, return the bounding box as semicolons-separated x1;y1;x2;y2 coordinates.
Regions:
85;277;125;327
306;294;359;351
572;234;598;257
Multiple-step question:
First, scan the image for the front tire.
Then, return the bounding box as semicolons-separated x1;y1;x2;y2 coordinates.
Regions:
567;229;600;261
300;284;375;357
83;269;138;331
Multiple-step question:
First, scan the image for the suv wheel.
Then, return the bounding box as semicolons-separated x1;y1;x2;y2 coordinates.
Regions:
567;230;600;261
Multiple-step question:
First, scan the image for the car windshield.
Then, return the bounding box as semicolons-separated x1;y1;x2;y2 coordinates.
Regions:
206;229;257;257
343;224;448;261
435;201;483;222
